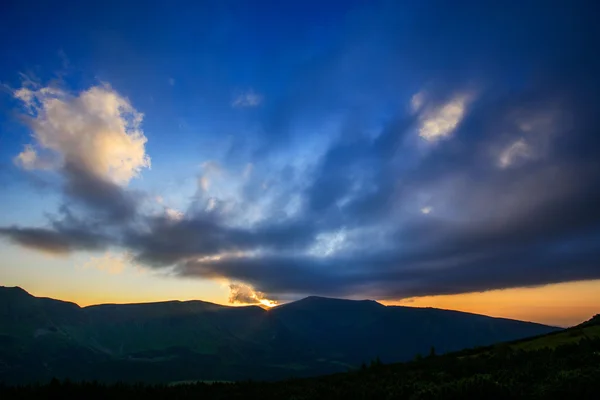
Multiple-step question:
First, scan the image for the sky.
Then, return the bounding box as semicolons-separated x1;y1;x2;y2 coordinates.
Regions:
1;0;599;327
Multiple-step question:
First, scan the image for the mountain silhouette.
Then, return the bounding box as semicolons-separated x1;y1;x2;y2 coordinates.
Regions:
0;286;559;384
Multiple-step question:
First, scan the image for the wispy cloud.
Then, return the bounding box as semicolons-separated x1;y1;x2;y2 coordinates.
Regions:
495;106;565;169
232;89;262;108
498;138;531;168
410;91;425;113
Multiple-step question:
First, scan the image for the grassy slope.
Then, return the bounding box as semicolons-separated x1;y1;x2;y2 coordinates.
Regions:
466;313;600;354
511;325;600;351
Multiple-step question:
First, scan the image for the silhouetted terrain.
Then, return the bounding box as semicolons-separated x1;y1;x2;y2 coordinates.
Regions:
0;286;558;384
2;314;599;399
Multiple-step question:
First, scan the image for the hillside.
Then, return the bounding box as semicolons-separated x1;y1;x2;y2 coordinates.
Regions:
0;287;559;385
2;314;598;399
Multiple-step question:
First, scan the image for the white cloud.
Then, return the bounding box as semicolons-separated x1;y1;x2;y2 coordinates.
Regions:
13;84;150;186
498;138;532;168
420;206;432;214
165;207;184;221
14;145;37;169
232;89;262;108
13;144;56;170
14;87;36;108
417;94;470;142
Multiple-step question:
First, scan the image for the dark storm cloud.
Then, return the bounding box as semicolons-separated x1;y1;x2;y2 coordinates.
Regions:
178;236;600;300
0;159;140;253
176;151;600;299
0;225;108;254
125;214;318;267
174;157;600;300
304;116;418;226
62;162;140;222
174;61;600;299
0;201;113;254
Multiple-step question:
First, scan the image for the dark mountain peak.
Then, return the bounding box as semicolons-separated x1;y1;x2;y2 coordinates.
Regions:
277;295;384;311
579;314;600;327
0;286;79;308
0;286;31;296
300;295;337;303
0;286;35;304
84;298;223;310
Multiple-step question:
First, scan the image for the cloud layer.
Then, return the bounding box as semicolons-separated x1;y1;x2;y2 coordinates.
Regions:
3;73;600;303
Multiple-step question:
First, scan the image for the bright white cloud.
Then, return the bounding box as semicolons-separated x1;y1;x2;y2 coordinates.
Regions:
232;89;262;108
417;94;470;142
420;206;432;214
13;84;150;186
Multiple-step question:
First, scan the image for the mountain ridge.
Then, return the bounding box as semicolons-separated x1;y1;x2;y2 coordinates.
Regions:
0;286;564;327
0;285;562;384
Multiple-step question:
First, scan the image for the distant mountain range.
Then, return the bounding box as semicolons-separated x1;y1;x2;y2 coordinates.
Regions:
0;286;560;384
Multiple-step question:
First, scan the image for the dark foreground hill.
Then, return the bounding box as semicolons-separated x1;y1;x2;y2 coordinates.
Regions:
1;315;598;400
0;286;559;385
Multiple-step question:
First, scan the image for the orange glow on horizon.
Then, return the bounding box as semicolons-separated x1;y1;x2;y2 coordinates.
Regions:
381;280;600;327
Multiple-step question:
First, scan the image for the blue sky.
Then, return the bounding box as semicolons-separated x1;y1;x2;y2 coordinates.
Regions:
1;0;599;323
